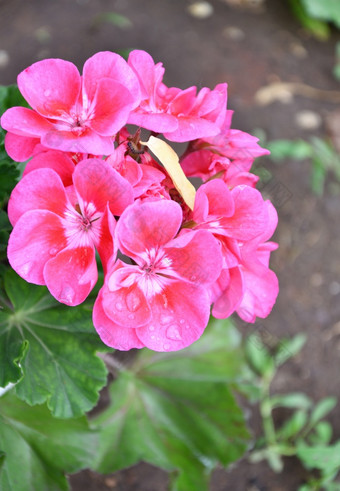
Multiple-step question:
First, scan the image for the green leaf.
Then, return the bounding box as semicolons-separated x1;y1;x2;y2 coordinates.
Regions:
0;391;98;491
274;334;307;366
271;392;312;410
92;12;132;29
0;160;20;206
92;319;250;481
267;139;312;161
0;85;28;115
297;441;340;473
244;333;275;378
277;410;308;440
300;0;340;28
0;269;108;418
289;0;330;40
309;397;337;426
309;421;333;445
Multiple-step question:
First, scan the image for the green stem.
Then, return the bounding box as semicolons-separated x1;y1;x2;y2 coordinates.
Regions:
260;378;277;447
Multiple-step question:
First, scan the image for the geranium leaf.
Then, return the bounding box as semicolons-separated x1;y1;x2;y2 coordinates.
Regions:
0;269;108;418
92;318;249;483
0;391;98;491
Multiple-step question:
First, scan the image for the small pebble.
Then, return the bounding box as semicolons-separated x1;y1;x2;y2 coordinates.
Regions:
223;26;245;41
290;42;308;59
310;273;323;287
329;281;340;296
0;49;9;68
188;1;214;19
295;110;322;130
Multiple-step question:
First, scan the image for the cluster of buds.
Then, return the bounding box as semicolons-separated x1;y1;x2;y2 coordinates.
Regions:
1;50;278;352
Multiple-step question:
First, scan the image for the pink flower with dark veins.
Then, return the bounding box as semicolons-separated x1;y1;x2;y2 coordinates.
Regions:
1;52;141;159
93;200;223;351
7;158;134;305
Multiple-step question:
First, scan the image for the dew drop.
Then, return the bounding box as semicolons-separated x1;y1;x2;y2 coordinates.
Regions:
60;285;75;305
126;291;141;312
115;302;123;312
128;313;135;320
49;247;58;255
160;315;173;326
149;325;155;331
190;275;197;281
163;343;171;351
179;319;185;324
166;324;182;341
151;335;155;340
20;262;32;276
44;89;51;97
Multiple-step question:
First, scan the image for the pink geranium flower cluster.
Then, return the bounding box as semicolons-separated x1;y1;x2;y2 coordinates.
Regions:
1;50;278;352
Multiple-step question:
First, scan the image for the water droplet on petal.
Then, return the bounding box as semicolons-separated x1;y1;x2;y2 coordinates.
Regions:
190;275;197;281
160;315;173;326
151;335;155;340
166;325;182;341
60;285;75;305
115;302;123;311
128;313;135;320
44;89;51;97
20;262;33;276
179;319;185;324
126;291;141;312
149;325;155;331
49;247;58;255
163;343;171;351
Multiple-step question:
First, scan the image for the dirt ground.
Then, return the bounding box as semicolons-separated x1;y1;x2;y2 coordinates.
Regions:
1;0;340;489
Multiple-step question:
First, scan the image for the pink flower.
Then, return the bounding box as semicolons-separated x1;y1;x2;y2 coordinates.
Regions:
181;111;269;185
1;52;141;158
190;179;278;321
7;158;134;305
234;202;279;322
93;200;223;351
106;141;169;200
127;50;227;142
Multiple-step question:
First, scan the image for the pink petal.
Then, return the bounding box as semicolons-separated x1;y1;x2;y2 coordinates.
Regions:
127;110;178;133
102;265;152;328
117;200;182;259
95;205;117;274
219;186;269;241
165;230;222;285
236;266;278;322
128;50;164;100
136;282;210;351
93;289;144;350
163;116;220;142
212;267;244;319
168;86;197;115
44;246;97;306
41;128;115;155
4;133;40;162
23;150;75;186
17;58;81;117
83;51;141;108
8;210;67;284
73;158;133;216
1;107;53;137
8;168;68;226
193;179;234;222
89;78;134;136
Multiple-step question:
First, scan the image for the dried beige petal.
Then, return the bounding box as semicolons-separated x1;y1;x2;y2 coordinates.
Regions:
142;136;196;210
